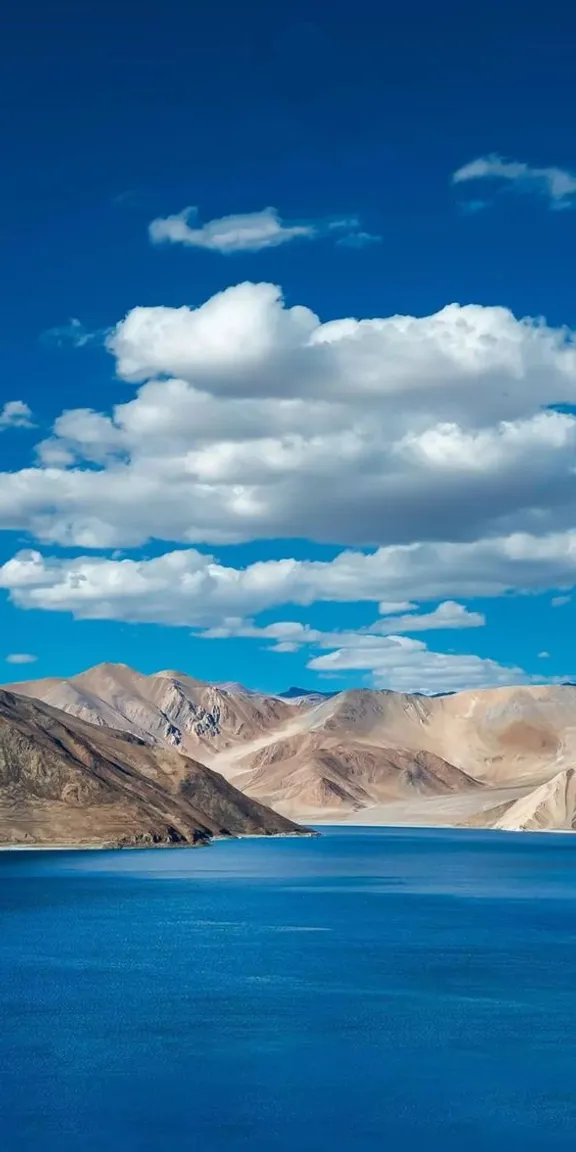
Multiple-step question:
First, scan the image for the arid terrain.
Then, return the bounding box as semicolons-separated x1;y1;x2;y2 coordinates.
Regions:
0;687;303;847
6;663;576;833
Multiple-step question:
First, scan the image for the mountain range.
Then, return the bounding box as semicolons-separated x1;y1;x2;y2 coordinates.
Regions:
5;662;576;834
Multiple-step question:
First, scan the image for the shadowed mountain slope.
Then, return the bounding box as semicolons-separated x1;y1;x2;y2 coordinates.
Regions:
0;688;303;848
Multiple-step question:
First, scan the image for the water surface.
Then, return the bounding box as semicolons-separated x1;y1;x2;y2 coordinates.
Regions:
1;827;576;1151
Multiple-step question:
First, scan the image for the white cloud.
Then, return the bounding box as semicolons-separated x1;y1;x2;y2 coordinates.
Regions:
373;601;484;632
453;155;576;210
198;614;535;694
551;594;571;607
2;535;575;628
148;206;373;255
202;602;484;643
1;278;573;694
1;538;572;694
4;653;37;665
538;651;550;659
336;230;382;248
107;282;318;383
1;282;576;552
0;547;523;693
210;614;519;695
149;206;318;253
197;602;499;693
0;277;576;697
307;637;527;694
327;217;362;232
377;601;416;615
0;401;33;430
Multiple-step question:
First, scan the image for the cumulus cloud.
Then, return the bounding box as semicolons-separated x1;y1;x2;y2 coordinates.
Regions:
1;279;576;691
0;547;522;693
203;602;484;643
200;612;530;693
148;207;370;254
0;277;573;692
199;602;498;692
453;155;576;210
0;400;33;430
4;653;37;665
1;282;576;552
2;535;576;627
1;535;572;694
307;637;527;694
205;612;523;695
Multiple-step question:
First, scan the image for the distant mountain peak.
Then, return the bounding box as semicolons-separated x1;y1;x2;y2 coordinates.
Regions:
279;686;332;699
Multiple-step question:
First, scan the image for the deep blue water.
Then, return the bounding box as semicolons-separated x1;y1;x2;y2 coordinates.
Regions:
1;827;576;1151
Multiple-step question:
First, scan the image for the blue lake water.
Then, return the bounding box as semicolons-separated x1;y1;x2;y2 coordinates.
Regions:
1;826;576;1151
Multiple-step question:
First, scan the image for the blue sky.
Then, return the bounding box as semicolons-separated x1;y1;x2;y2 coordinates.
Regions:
2;0;576;692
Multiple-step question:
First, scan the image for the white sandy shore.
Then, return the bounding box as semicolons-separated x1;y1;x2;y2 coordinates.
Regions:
0;844;86;851
303;787;526;827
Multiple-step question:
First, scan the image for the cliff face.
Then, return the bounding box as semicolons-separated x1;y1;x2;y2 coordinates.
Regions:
0;689;303;848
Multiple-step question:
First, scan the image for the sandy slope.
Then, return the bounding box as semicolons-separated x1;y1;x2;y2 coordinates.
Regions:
488;768;576;832
311;787;535;828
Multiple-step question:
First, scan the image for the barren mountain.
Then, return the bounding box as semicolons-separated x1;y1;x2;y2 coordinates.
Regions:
7;663;296;758
228;733;479;818
467;768;576;833
207;684;576;824
0;689;303;848
6;665;576;831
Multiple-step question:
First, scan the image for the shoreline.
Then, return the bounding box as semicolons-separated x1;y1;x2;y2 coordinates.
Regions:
0;829;317;852
314;821;576;835
1;823;574;851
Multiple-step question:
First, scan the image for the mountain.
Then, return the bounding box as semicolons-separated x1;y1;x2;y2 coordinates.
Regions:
229;738;479;817
0;688;303;848
6;665;576;832
467;768;576;832
278;686;336;701
190;682;576;828
6;663;295;759
497;768;576;832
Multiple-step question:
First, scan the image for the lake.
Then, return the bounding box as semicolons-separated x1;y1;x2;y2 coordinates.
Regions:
1;827;576;1150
